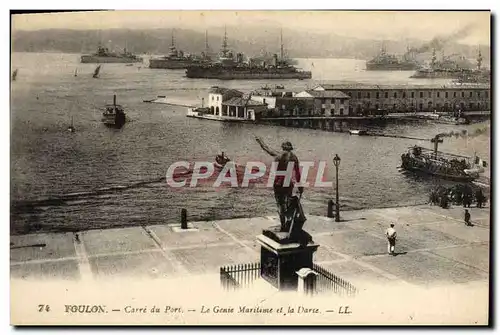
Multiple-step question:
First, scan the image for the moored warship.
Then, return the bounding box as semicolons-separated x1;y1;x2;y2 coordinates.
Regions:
185;29;312;80
366;46;419;71
410;49;488;80
81;46;143;64
149;30;212;69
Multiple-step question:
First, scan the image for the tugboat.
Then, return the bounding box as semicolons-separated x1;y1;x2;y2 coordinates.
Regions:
214;152;232;169
101;95;126;128
400;135;486;182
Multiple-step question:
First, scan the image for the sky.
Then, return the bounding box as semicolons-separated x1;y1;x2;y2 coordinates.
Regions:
11;10;491;45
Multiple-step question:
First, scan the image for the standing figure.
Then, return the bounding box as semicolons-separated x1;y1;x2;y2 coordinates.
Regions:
464;209;472;226
255;137;303;231
385;224;397;255
476;189;486;208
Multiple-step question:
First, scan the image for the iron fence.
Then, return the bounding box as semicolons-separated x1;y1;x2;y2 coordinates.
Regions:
220;262;260;290
313;264;357;296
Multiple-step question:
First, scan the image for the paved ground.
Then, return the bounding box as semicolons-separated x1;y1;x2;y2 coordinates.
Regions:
10;204;490;288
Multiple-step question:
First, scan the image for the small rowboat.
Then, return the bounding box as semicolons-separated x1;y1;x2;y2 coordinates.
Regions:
349;129;368;136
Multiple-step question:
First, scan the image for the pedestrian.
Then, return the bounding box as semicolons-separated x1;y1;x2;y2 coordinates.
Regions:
255;137;303;232
464;209;472;226
385;224;397;255
476;189;486;208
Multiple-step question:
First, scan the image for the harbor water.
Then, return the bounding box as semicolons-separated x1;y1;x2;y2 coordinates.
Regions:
10;53;490;235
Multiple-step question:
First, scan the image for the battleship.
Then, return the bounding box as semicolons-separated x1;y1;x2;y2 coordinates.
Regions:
149;31;212;69
185;29;312;80
366;46;419;71
410;49;489;80
81;46;143;64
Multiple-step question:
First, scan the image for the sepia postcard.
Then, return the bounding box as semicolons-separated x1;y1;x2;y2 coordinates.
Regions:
10;10;491;326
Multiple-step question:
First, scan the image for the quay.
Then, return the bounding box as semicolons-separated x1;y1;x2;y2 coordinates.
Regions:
185;83;490;129
11;204;489;288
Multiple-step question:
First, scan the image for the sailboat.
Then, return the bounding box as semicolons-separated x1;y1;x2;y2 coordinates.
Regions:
12;69;18;81
67;115;75;133
93;65;101;78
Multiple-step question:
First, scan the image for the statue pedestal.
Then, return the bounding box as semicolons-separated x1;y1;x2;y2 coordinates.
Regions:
257;233;319;291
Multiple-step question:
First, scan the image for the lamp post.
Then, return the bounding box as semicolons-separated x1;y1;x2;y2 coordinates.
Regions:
333;154;341;222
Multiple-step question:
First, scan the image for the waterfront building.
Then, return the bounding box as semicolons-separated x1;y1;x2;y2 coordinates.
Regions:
221;94;268;121
208;86;244;116
188;86;267;121
294;90;350;116
312;84;490;114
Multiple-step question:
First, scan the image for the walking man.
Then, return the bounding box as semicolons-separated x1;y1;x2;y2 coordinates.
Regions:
385;223;397;255
255;137;303;232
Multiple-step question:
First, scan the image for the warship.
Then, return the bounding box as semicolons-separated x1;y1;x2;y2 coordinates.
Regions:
149;30;212;69
81;46;143;64
410;49;488;80
366;46;419;71
185;29;312;80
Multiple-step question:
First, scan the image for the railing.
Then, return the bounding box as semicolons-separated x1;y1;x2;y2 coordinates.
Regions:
220;262;260;290
313;264;357;296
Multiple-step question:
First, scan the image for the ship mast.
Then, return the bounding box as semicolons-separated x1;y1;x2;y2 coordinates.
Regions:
221;26;229;57
280;28;284;61
477;47;483;70
205;30;209;55
431;49;437;68
431;135;443;160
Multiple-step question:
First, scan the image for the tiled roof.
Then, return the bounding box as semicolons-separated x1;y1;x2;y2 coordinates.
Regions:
209;86;244;96
313;83;490;90
306;90;350;99
223;97;267;107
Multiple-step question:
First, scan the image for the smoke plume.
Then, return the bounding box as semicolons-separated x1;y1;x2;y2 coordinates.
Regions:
436;125;489;139
410;23;477;54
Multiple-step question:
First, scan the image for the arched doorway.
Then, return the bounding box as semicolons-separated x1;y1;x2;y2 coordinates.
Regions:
210;106;215;114
216;106;220;115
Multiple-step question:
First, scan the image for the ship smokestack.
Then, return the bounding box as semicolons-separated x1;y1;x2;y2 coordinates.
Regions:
113;94;116;106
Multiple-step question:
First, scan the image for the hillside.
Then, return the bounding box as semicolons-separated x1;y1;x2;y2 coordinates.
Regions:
11;27;490;63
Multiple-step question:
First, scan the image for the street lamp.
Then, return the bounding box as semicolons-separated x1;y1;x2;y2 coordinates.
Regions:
333;154;341;222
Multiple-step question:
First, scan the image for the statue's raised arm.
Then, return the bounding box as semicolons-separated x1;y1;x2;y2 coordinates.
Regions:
255;136;279;157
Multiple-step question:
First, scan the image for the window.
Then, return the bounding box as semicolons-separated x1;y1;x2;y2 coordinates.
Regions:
469;103;473;109
348;92;352;97
477;92;481;98
367;92;371;99
402;92;406;98
340;99;345;104
394;92;397;98
321;108;326;115
376;92;380;99
263;98;266;104
217;96;219;101
469;92;473;98
453;92;457;98
340;108;344;115
357;92;362;98
428;92;432;98
461;91;465;98
445;92;449;98
393;104;397;110
419;92;423;98
212;96;214;101
411;92;415;98
385;92;389;99
330;108;335;115
437;92;440;98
